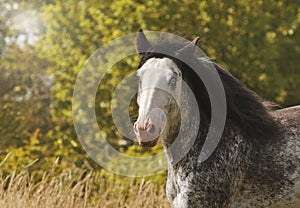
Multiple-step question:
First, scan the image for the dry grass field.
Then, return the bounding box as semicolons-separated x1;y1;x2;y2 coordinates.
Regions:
0;169;171;208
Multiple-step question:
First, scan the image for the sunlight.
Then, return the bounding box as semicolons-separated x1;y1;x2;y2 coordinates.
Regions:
12;11;42;35
11;11;43;44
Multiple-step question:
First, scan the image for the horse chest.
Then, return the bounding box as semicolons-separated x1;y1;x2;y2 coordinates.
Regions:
165;132;251;208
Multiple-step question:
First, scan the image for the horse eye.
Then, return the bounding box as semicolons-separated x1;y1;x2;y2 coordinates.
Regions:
170;78;176;85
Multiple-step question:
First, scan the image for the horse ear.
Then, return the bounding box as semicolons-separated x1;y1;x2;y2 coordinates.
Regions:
176;37;200;55
191;37;201;46
135;29;151;56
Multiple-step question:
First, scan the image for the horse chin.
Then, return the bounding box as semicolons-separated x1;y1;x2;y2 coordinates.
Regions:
138;137;159;147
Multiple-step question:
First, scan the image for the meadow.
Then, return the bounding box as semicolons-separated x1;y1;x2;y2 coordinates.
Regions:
0;161;170;208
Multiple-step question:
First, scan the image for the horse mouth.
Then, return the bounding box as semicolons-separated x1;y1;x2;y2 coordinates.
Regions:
138;137;159;147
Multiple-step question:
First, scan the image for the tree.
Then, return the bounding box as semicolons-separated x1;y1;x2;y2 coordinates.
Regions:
0;0;56;171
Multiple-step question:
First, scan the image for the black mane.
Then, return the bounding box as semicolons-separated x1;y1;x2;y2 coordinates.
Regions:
214;63;282;143
138;37;283;144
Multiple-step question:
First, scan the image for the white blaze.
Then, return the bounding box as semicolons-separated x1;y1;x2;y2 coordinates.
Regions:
135;57;182;144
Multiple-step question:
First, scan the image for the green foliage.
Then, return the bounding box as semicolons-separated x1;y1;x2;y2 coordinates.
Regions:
0;43;50;145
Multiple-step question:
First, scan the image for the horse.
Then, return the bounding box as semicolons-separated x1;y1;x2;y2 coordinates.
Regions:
133;30;300;208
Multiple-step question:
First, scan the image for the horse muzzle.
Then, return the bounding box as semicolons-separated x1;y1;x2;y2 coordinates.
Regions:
134;119;162;147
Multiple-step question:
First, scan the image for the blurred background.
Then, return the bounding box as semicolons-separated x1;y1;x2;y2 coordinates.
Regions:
0;0;299;207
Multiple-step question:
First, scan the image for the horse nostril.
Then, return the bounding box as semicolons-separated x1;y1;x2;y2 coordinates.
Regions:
134;122;138;132
134;122;143;133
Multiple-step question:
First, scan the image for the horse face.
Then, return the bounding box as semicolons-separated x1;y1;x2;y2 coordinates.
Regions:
134;57;182;147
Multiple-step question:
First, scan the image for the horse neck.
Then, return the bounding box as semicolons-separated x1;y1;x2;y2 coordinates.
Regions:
162;80;211;165
161;60;252;166
161;72;257;206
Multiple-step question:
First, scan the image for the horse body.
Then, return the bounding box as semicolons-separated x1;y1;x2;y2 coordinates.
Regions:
134;30;300;208
165;106;300;208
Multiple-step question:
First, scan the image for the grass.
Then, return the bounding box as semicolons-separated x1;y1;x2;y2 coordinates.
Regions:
0;168;171;208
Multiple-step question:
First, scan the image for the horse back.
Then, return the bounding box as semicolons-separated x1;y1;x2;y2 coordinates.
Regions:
274;105;300;129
